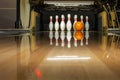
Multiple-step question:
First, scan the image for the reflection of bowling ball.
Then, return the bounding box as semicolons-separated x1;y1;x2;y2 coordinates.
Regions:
74;31;83;40
75;21;84;31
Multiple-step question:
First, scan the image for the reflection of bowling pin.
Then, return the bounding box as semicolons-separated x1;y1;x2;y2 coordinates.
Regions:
85;31;89;45
55;15;59;31
66;31;72;48
49;31;53;45
49;16;53;31
80;38;84;46
60;15;65;31
55;31;59;46
73;15;77;31
80;32;84;46
60;31;65;47
66;14;72;31
20;35;30;66
85;16;89;31
73;31;77;47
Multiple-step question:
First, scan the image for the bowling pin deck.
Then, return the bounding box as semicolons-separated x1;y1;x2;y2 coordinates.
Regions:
49;14;90;31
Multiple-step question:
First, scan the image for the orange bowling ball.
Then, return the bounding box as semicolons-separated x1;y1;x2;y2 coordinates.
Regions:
74;31;83;40
74;21;84;31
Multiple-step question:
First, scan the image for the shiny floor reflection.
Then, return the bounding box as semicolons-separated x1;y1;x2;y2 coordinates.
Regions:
0;31;120;80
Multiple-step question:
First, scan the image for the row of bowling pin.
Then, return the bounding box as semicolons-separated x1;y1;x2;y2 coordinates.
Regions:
49;14;90;31
49;31;89;48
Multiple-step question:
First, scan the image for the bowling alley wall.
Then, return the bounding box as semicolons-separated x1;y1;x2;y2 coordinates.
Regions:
0;0;103;31
0;0;16;29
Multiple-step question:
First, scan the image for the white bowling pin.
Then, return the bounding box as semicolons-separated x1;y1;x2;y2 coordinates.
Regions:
49;31;53;45
66;31;72;48
73;15;77;31
55;31;59;46
85;16;89;31
66;14;72;31
55;15;59;31
60;15;65;31
80;15;84;24
60;31;65;47
85;31;89;45
73;31;78;47
49;16;53;31
80;15;84;31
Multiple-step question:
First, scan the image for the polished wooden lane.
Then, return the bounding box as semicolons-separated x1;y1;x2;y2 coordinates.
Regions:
0;32;120;80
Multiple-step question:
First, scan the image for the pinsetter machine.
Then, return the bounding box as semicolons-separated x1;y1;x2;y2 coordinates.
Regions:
15;0;120;32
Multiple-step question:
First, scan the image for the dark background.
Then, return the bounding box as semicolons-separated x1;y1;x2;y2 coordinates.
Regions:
0;0;16;29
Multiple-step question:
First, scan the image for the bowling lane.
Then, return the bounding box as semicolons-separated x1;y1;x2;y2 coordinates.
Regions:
0;32;120;80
